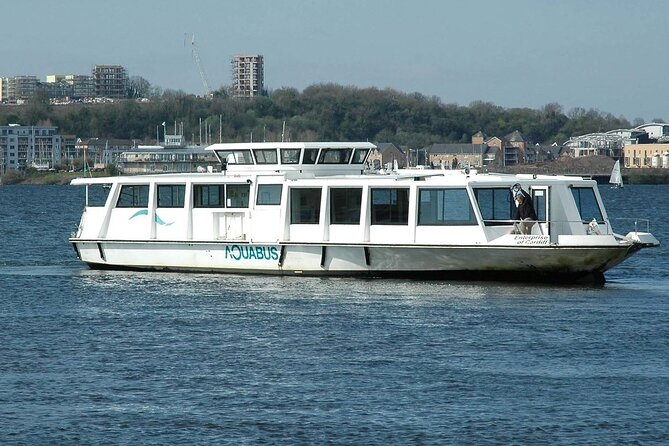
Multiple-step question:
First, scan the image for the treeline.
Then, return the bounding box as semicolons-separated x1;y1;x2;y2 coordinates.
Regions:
0;84;643;147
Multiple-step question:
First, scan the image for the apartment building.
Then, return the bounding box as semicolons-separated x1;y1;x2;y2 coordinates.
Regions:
92;64;128;98
45;74;95;98
0;76;39;103
0;124;62;171
231;55;264;98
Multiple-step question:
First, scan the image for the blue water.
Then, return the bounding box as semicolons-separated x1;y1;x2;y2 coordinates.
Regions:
0;184;668;445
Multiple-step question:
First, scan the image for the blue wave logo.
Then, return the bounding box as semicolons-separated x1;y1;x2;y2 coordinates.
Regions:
129;209;174;226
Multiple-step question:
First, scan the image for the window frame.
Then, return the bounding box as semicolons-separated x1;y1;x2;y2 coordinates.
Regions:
157;184;186;208
290;187;322;224
417;187;477;226
370;187;410;225
330;187;362;225
116;184;149;208
256;184;283;206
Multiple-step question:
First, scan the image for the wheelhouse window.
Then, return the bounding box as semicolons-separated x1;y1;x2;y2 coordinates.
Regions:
157;185;185;208
253;149;278;164
88;184;111;207
194;184;224;208
227;184;250;208
418;188;476;225
215;150;253;164
371;188;409;225
117;185;149;208
290;188;322;224
571;187;603;223
330;188;362;224
303;148;319;164
473;188;514;224
351;148;369;164
281;148;301;164
256;184;283;205
318;148;352;164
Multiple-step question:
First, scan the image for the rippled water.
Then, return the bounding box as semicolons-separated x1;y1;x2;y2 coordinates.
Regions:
1;184;667;444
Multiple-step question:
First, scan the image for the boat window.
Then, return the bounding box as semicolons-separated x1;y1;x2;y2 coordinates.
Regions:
303;149;319;164
256;184;283;205
253;149;278;164
215;150;254;165
157;185;185;208
418;188;477;225
351;148;369;164
194;184;225;208
370;188;409;225
318;148;352;164
571;187;603;223
227;184;250;208
281;148;301;164
473;188;514;224
87;184;111;207
533;190;547;222
290;188;322;224
116;185;149;208
330;188;362;224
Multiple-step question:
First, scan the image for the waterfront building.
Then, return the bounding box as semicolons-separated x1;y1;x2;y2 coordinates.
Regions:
231;55;264;98
0;124;61;171
623;143;669;168
634;123;669;143
424;143;488;169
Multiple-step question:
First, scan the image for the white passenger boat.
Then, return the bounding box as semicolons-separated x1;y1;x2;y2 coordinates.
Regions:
69;142;659;283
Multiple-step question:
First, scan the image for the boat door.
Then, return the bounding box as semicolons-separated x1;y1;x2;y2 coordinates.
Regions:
531;187;550;236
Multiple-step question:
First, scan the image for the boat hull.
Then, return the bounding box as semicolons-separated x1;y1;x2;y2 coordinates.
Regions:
71;239;638;283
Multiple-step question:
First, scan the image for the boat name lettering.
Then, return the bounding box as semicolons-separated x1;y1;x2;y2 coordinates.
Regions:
513;235;550;245
225;245;279;261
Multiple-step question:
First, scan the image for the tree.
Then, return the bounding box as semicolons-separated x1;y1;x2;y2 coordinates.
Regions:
128;76;152;98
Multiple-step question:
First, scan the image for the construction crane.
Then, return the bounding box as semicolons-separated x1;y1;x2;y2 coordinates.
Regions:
186;33;212;98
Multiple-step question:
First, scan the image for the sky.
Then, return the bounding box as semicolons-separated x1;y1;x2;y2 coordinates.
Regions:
2;0;668;122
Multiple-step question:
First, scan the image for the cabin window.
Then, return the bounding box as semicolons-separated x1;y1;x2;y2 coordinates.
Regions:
571;187;603;223
473;188;514;224
157;185;185;208
290;188;322;224
318;148;352;164
303;149;319;164
227;184;250;208
351;148;369;164
116;185;149;208
215;150;253;164
193;184;225;208
370;188;409;225
418;188;477;225
330;188;362;224
253;149;278;164
281;148;301;164
256;184;283;205
87;184;111;207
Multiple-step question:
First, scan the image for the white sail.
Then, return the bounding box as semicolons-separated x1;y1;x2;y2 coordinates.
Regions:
609;160;623;188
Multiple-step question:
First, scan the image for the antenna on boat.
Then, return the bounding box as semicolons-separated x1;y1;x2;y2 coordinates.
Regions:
281;121;286;142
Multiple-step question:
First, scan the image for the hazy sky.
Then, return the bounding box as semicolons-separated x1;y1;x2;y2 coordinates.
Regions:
3;0;667;121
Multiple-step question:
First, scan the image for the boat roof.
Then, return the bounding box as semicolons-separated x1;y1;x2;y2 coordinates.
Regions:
205;141;376;151
70;168;593;186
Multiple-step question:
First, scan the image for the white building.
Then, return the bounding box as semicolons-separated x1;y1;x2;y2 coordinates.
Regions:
635;122;669;143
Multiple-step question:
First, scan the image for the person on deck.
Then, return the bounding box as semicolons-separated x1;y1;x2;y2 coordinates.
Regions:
512;187;537;234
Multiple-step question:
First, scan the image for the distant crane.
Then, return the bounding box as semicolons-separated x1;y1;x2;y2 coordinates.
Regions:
186;33;212;98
